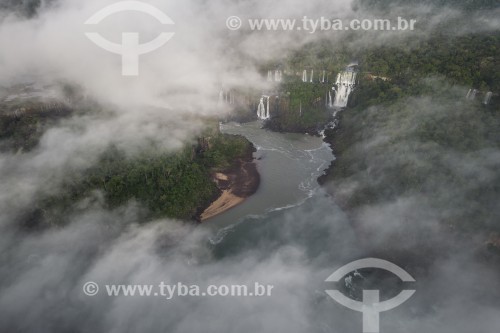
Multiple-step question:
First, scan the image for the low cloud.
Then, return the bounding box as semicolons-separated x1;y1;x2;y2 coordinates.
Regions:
0;1;499;332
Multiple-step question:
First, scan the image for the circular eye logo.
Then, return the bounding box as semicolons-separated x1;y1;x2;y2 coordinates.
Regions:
84;1;175;76
325;258;416;333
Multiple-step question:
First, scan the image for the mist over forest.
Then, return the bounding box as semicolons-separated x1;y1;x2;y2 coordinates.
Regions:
0;1;499;332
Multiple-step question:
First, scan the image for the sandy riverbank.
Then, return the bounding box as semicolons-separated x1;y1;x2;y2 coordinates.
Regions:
200;159;260;221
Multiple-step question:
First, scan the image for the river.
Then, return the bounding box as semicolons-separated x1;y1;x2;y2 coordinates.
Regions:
197;121;365;265
202;121;335;229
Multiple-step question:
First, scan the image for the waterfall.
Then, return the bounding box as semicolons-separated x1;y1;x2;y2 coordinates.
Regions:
266;96;270;119
467;89;492;104
328;90;333;108
470;89;477;100
218;88;236;105
275;70;282;82
257;97;265;119
466;89;472;99
268;70;282;82
302;70;307;82
466;88;478;100
257;96;271;120
333;69;357;108
322;70;326;83
483;92;492;105
310;70;314;83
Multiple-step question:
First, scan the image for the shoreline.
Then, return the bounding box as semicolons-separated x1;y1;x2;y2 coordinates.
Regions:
199;157;260;222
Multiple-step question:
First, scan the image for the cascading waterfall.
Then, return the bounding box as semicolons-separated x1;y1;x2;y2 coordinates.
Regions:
218;88;236;105
470;89;478;100
333;69;357;108
266;96;270;118
302;70;307;82
466;88;478;100
322;70;326;83
268;70;282;82
257;97;265;119
275;70;282;82
466;89;492;104
310;70;314;83
257;96;271;120
483;92;492;105
328;90;333;108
